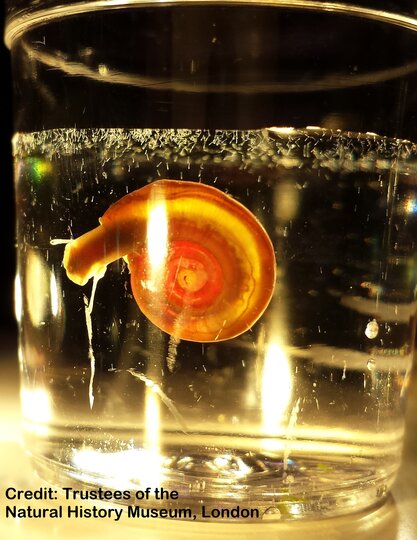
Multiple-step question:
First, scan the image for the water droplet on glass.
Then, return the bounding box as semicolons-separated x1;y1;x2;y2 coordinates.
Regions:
262;506;282;520
367;358;376;371
284;474;295;484
308;289;319;297
376;484;388;498
365;319;379;339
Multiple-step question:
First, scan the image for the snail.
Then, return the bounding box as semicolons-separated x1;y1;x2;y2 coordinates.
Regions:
63;179;276;342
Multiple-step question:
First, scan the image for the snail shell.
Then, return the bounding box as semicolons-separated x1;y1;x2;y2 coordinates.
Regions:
64;180;276;342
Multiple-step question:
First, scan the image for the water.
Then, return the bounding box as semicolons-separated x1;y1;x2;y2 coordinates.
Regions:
14;126;416;518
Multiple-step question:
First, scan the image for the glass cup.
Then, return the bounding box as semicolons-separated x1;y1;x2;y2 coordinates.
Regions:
5;0;417;520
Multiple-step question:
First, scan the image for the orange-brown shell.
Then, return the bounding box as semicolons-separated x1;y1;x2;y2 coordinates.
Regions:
63;180;276;342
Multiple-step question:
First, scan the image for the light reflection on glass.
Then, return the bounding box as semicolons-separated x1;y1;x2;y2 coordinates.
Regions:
206;454;252;479
262;342;292;436
14;274;22;323
50;271;59;317
21;388;52;436
26;250;49;327
71;448;165;490
143;389;163;488
269;126;296;135
146;199;168;292
404;196;417;214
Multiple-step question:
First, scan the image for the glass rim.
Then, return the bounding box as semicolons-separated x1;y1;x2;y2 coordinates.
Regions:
5;0;417;48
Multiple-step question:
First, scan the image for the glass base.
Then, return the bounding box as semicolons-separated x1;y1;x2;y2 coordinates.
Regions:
29;438;395;521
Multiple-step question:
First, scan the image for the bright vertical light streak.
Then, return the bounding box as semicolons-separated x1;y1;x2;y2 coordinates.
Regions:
21;388;52;435
143;196;167;486
262;342;292;434
50;271;59;316
14;274;22;322
26;250;49;326
140;190;168;487
146;200;168;288
142;387;162;488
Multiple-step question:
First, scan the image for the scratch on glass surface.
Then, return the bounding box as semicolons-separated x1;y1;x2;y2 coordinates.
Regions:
50;238;72;245
125;368;188;433
283;397;301;473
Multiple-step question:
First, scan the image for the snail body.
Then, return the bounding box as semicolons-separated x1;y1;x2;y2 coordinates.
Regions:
64;180;276;342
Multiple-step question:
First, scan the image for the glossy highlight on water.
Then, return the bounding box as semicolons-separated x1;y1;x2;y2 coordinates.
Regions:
63;179;276;342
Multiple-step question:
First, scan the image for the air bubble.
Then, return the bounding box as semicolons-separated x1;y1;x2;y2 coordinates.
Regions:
262;506;282;520
367;358;376;371
365;319;379;339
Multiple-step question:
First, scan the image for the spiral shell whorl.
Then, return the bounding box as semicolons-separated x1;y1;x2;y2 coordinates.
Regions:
63;180;276;342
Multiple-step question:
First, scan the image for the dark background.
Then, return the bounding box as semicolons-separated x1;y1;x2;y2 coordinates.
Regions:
0;7;16;342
